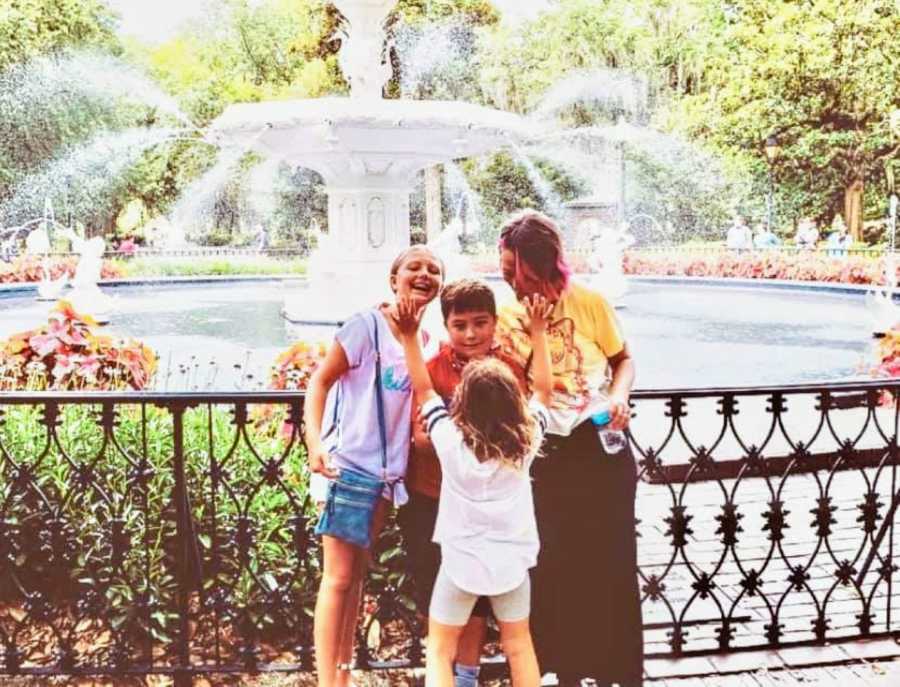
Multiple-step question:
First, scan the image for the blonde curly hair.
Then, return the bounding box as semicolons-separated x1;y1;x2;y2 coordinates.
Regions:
449;358;539;469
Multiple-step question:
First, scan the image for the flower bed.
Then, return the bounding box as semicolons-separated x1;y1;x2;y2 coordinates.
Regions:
109;255;307;278
874;325;900;379
0;255;123;283
622;249;892;285
269;341;328;391
0;301;157;390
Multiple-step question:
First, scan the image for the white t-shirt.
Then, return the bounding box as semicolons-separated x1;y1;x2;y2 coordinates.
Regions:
422;396;550;596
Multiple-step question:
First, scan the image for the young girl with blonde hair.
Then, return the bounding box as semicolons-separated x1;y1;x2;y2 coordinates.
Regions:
394;293;554;687
304;246;444;687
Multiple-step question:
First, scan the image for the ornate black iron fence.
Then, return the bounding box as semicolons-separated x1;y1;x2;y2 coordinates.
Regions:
0;380;898;682
630;380;900;658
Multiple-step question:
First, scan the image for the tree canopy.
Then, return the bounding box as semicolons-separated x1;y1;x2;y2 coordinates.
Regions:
674;0;900;238
0;0;897;245
0;0;119;72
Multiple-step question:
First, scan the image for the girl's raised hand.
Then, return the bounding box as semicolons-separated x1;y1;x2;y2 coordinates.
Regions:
392;295;424;339
523;294;554;333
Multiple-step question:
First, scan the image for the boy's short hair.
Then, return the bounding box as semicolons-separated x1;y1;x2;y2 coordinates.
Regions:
440;278;496;321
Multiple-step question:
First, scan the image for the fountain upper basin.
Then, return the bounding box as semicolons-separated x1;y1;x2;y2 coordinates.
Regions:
210;97;537;184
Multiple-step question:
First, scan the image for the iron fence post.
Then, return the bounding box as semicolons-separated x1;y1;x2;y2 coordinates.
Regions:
172;404;192;687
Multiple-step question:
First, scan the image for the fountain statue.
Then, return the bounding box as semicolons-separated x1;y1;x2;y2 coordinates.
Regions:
16;199;70;301
60;226;115;322
564;196;634;304
210;0;535;323
583;222;635;303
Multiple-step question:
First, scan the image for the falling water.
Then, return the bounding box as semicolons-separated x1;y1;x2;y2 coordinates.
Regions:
393;19;473;99
532;68;649;121
510;144;564;218
0;51;192;127
246;157;281;223
443;162;484;238
170;145;248;233
0;127;180;224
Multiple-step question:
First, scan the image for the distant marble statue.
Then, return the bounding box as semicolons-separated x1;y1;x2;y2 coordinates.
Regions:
255;222;269;250
25;227;51;255
584;222;635;303
60;227;114;321
24;225;70;302
866;252;898;337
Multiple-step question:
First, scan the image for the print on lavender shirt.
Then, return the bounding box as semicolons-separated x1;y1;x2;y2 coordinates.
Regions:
382;365;411;392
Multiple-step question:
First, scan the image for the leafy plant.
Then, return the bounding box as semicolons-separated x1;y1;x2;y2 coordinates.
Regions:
0;254;123;283
0;300;157;390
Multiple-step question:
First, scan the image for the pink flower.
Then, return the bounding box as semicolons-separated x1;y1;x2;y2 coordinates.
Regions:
28;332;61;358
51;353;78;380
77;355;101;381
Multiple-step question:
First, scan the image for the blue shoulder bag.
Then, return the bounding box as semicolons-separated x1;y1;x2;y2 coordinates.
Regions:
314;312;389;549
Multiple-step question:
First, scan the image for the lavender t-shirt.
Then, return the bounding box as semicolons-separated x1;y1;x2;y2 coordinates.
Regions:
319;308;415;505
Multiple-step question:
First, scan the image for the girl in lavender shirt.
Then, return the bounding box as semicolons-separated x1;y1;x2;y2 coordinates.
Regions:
304;246;444;687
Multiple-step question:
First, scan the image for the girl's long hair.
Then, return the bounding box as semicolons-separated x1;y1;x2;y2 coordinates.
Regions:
449;358;538;469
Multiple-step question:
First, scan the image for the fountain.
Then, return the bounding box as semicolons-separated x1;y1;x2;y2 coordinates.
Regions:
210;0;536;324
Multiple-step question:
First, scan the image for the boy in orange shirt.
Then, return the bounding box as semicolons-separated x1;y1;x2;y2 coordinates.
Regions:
400;278;526;687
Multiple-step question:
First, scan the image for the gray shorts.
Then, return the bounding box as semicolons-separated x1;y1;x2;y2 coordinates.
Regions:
429;565;530;626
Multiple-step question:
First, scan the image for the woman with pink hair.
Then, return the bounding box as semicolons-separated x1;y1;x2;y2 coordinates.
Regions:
495;210;643;687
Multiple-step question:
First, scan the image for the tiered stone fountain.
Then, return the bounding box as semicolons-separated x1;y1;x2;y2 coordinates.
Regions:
210;0;534;323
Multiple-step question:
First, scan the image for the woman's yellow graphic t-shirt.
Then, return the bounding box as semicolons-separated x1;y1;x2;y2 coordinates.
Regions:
496;281;625;436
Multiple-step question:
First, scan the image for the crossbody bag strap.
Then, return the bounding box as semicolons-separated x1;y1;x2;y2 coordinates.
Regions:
371;311;389;479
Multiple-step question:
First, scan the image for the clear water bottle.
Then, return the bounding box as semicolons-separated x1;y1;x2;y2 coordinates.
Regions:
590;408;627;454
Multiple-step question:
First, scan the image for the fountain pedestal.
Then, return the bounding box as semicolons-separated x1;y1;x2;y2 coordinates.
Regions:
325;187;411;264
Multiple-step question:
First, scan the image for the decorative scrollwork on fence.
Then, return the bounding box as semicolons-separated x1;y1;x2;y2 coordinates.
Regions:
0;381;897;681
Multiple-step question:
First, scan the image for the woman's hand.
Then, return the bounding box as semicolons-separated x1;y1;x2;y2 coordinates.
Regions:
392;295;425;340
608;393;631;431
523;294;554;333
307;441;339;479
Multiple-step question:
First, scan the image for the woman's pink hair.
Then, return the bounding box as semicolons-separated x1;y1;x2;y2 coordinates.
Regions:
498;210;571;300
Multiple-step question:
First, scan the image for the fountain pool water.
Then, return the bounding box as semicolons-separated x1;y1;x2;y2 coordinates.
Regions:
0;280;877;390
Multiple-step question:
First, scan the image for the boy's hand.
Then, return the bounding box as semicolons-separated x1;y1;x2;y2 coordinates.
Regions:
393;296;424;339
523;294;554;333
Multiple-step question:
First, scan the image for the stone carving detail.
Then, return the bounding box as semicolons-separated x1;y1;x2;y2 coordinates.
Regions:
367;196;386;248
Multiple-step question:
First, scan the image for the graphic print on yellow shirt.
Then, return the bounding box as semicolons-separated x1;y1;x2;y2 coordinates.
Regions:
496;281;625;435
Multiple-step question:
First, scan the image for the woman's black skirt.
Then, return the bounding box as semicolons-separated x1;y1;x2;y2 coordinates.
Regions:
530;420;644;684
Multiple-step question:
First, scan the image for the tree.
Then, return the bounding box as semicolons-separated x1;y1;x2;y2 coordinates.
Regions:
675;0;900;239
0;0;119;72
470;0;737;241
476;0;721;115
142;0;343;126
0;1;141;228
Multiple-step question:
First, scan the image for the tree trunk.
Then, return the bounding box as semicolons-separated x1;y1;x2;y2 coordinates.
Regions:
844;177;864;241
424;165;443;243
